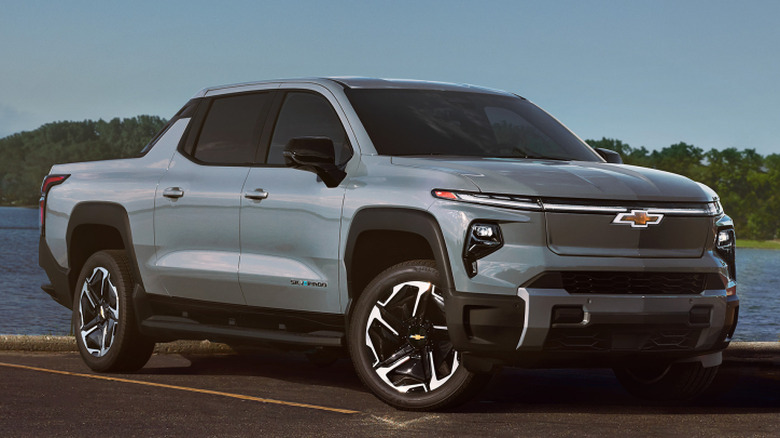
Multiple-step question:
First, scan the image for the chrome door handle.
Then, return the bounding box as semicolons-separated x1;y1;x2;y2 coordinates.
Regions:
163;187;185;199
244;189;269;200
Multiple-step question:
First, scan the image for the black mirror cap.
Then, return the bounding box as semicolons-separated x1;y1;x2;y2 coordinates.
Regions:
595;147;623;164
282;137;346;188
283;137;336;166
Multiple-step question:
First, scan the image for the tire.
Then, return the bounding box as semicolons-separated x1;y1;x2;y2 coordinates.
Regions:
613;361;719;401
73;250;154;372
348;260;491;411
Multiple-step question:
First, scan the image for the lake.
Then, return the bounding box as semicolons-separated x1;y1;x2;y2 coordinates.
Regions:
0;206;777;341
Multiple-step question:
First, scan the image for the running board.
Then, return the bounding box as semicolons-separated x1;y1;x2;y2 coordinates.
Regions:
140;316;344;347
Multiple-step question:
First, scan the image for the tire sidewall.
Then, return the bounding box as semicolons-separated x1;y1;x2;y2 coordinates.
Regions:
348;261;475;410
73;251;135;372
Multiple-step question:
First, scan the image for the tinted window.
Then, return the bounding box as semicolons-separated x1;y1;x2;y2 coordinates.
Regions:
345;89;600;161
267;92;351;165
192;93;272;165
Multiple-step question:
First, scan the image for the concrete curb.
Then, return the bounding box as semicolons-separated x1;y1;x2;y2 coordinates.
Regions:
1;335;777;364
720;341;780;365
0;335;234;355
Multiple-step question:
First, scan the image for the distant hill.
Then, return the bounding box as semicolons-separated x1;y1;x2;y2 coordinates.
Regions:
0;116;167;206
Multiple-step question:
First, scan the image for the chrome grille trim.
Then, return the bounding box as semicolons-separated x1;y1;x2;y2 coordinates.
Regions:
433;189;719;216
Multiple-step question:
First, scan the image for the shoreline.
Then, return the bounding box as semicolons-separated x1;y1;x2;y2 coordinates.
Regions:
736;239;780;250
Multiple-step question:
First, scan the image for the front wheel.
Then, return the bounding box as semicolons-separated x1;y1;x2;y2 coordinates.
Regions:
348;260;491;411
73;250;154;372
613;361;719;401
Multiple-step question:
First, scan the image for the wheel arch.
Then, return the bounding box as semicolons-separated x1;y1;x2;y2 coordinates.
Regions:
66;202;144;301
344;208;454;317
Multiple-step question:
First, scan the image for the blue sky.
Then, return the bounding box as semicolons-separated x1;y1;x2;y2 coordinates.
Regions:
1;0;778;155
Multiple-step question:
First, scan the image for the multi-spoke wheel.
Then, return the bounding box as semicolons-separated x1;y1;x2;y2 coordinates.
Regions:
73;250;154;372
78;266;120;357
348;260;491;410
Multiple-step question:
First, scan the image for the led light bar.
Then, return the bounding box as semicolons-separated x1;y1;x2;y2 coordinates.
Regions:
432;189;722;216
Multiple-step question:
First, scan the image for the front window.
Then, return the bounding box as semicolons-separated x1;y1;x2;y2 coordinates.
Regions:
266;92;352;166
345;89;600;161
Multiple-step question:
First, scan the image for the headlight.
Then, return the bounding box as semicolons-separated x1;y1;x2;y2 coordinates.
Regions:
432;189;542;211
717;229;733;247
715;228;736;284
463;222;503;277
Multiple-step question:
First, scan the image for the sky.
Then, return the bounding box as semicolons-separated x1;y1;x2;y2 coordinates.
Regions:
1;0;779;155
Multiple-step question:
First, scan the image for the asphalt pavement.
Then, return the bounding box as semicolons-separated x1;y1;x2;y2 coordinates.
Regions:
0;338;777;437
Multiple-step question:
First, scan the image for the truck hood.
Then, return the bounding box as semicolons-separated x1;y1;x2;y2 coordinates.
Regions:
391;157;712;202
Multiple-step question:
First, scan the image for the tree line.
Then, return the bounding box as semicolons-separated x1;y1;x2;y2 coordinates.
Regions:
0;116;167;206
0;118;777;239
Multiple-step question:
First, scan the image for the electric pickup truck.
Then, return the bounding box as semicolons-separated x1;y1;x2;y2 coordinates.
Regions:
39;77;738;410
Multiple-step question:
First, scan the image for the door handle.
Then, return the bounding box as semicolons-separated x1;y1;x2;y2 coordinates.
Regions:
244;189;269;200
163;187;185;199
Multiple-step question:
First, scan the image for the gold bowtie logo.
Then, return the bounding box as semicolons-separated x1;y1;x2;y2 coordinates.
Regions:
409;334;426;341
612;210;664;228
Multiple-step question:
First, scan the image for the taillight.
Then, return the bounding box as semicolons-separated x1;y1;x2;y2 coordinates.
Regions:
40;174;69;230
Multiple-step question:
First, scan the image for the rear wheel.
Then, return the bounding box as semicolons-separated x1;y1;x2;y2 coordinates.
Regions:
73;250;154;372
348;260;491;411
613;361;719;401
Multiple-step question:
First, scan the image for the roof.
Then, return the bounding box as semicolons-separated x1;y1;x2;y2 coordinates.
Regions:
192;77;515;98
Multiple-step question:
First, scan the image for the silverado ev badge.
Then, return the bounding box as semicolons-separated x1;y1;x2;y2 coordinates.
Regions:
612;210;664;228
290;279;328;288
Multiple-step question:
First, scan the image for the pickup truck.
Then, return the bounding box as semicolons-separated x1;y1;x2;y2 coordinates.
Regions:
39;77;739;410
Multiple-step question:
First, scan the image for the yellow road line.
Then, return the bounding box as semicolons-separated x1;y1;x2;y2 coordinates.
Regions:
0;361;359;415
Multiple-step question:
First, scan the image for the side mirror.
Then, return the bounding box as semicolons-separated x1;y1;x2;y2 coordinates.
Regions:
595;148;623;164
283;137;346;188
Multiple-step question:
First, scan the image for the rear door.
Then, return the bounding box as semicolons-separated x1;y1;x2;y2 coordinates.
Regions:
238;88;353;312
154;91;275;304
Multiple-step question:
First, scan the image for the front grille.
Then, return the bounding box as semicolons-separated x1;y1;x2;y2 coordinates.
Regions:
544;326;700;351
561;272;706;295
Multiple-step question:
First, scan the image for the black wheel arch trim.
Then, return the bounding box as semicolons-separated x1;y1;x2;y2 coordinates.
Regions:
64;202;144;301
343;207;455;314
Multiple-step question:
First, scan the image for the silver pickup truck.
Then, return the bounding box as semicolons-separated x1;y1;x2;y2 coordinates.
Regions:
39;77;738;410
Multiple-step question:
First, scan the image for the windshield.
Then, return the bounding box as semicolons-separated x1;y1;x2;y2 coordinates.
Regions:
345;89;601;161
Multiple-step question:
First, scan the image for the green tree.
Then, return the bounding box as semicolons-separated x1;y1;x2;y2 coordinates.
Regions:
0;116;167;205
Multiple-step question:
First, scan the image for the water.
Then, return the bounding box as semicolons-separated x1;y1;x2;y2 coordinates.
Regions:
0;206;72;335
0;206;777;341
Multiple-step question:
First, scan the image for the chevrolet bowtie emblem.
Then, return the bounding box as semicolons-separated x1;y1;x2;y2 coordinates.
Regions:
612;210;664;228
409;334;426;341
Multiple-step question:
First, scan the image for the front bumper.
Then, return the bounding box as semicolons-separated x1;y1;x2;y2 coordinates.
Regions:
445;286;739;369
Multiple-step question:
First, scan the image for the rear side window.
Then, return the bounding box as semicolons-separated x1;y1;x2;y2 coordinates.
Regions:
192;93;272;165
266;92;352;165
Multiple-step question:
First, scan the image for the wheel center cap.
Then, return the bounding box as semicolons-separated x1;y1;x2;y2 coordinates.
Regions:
407;326;428;348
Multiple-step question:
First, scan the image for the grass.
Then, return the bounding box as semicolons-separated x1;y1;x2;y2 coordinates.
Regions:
736;239;780;250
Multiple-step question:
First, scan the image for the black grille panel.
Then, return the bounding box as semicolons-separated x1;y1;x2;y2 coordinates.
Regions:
544;326;700;351
561;272;706;295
